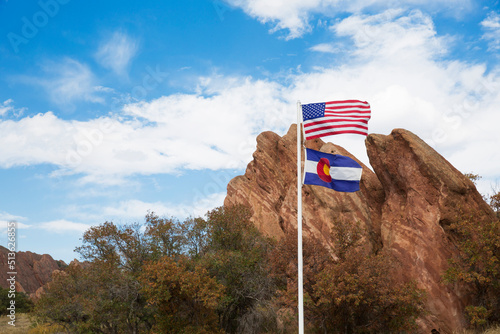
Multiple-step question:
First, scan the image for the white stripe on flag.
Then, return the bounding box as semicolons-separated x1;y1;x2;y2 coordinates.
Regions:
302;100;371;140
304;160;362;181
304;127;369;137
304;120;368;130
325;101;370;108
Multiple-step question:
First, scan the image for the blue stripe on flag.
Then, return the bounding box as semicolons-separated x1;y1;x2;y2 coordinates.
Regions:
303;148;362;192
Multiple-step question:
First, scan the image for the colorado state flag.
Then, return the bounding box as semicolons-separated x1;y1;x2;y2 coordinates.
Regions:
303;148;362;192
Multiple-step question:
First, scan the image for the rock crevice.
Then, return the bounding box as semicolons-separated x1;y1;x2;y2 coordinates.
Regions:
225;125;495;333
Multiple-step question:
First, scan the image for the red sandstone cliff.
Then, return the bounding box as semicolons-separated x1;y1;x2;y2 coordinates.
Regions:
0;246;65;298
224;125;495;333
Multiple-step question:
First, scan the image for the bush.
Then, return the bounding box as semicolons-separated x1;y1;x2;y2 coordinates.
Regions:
31;205;428;333
140;256;224;334
443;212;500;328
0;286;33;315
200;205;278;333
270;218;426;333
31;205;278;334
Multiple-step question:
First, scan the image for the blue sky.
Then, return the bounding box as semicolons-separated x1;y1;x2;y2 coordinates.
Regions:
1;0;500;263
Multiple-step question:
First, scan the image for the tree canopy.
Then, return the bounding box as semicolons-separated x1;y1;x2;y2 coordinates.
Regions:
32;205;429;333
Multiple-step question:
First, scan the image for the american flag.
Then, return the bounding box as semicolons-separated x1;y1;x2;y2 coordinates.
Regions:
301;100;371;140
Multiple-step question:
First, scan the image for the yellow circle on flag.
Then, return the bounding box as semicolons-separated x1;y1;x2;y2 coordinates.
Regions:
317;158;332;183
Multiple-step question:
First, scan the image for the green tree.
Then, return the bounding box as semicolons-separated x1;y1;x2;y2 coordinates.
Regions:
443;212;500;328
76;221;150;273
33;220;160;333
32;205;287;333
34;261;154;333
0;287;33;315
201;205;278;334
144;212;184;259
178;216;210;258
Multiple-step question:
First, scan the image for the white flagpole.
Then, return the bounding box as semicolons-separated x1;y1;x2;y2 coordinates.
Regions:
296;100;304;334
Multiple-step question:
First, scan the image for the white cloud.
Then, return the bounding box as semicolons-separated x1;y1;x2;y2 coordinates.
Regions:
0;99;14;116
225;0;472;38
95;31;138;75
102;193;226;220
1;9;499;197
0;76;290;184
226;0;321;38
0;211;28;224
21;58;106;108
0;112;90;168
481;11;500;50
0;221;31;230
309;43;340;53
0;213;31;236
63;192;227;226
38;219;91;233
0;99;25;117
286;10;500;194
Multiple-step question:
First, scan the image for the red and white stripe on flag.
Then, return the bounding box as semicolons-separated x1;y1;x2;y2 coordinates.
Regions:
301;100;371;140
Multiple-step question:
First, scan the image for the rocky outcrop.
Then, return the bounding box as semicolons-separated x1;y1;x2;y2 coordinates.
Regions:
365;129;495;332
225;125;385;252
0;246;66;298
224;125;495;333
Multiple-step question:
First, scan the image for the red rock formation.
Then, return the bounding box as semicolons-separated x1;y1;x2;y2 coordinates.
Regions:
225;125;384;252
0;246;65;298
365;129;495;333
224;125;495;333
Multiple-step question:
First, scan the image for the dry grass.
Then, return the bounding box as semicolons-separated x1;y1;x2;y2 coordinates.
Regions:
455;325;500;334
0;314;67;334
2;313;499;334
483;326;500;334
0;313;32;333
27;322;67;334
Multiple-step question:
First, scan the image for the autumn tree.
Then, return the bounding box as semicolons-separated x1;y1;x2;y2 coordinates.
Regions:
464;173;482;185
140;256;224;333
489;190;500;216
316;218;426;333
443;212;500;328
200;205;278;333
33;261;154;333
33;218;172;333
269;228;332;332
270;218;426;333
32;205;281;333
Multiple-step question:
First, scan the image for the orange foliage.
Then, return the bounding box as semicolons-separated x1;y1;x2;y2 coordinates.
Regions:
141;256;224;333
